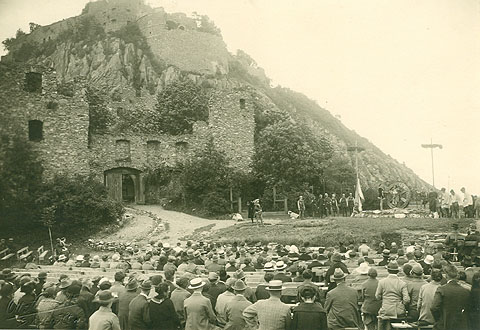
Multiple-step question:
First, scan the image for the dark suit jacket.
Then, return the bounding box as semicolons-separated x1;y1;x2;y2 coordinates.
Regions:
431;280;470;330
128;294;151;330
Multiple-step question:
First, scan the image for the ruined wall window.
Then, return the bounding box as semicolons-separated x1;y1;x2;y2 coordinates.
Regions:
115;139;130;160
28;120;43;142
239;98;246;109
111;19;117;23
147;140;160;150
25;72;42;93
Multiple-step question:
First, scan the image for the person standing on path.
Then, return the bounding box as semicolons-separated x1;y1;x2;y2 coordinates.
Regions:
297;195;306;219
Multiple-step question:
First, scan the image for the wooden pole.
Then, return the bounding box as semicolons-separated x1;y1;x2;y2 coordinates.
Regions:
48;226;55;257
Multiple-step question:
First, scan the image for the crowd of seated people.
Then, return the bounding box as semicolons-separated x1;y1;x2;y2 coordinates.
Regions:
0;235;479;330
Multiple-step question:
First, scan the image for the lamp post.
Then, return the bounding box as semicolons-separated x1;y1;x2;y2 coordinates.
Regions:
421;138;443;188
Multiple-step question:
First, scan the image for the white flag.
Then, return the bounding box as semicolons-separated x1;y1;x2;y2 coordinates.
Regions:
354;177;365;212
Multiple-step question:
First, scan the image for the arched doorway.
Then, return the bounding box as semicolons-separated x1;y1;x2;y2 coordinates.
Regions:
104;167;144;204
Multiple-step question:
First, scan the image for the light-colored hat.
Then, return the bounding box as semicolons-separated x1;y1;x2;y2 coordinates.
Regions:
424;255;434;265
188;278;205;290
92;255;100;262
355;262;370;275
58;254;67;261
163;243;171;250
333;268;347;280
266;280;283;291
263;262;275;272
387;261;399;271
275;261;287;270
76;255;84;261
111;253;120;262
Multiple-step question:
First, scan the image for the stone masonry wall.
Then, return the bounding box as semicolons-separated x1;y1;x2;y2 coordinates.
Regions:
0;64;90;178
209;89;255;172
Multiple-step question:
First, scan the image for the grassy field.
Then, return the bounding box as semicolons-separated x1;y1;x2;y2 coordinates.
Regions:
205;217;475;247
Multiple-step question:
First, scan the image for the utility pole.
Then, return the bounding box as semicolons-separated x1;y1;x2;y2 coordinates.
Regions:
347;141;365;180
421;138;442;188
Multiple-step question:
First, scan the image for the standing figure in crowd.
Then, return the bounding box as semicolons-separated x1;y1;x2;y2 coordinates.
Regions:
149;283;180;330
339;194;348;217
128;280;151;330
461;187;474;218
297;195;306;219
440;188;451;218
450;189;460;219
253;199;264;227
347;193;355;216
247;201;255;224
378;188;385;211
224;280;252;330
331;193;339;216
361;268;381;330
317;194;325;218
324;193;332;217
417;269;443;326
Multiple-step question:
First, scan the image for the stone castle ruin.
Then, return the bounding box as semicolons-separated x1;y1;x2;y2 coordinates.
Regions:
0;66;254;205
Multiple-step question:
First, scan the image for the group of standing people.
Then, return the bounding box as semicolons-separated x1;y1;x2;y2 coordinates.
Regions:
428;187;479;218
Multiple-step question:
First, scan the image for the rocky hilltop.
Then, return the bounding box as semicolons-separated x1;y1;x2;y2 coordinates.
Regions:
1;0;431;194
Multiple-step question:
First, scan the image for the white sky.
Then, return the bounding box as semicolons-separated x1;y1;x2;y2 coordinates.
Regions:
1;0;479;194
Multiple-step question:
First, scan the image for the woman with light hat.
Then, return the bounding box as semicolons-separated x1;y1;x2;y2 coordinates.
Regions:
183;278;216;330
89;290;121;330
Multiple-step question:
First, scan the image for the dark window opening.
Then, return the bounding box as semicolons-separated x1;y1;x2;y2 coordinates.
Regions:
240;98;246;109
175;141;188;149
25;72;42;93
147;140;160;149
28;120;43;141
112;7;116;11
111;19;117;23
178;25;185;30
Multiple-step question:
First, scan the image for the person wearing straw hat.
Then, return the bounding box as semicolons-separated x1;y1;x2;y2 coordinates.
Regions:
375;261;410;330
89;290;121;330
325;268;363;330
184;278;216;330
128;280;152;330
224;280;253;330
273;261;292;283
243;280;292;330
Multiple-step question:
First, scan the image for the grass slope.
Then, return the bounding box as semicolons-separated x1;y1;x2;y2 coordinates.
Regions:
207;217;474;247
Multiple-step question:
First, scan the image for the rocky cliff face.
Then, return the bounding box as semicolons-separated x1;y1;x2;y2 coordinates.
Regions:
2;0;431;193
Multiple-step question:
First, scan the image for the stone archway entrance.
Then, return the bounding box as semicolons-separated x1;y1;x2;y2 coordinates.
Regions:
104;167;145;204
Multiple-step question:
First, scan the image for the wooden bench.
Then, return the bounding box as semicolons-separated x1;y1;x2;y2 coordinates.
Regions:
0;248;15;261
16;246;33;261
37;246;49;264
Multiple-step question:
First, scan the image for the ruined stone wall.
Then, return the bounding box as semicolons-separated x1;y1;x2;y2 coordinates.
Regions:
209;89;255;172
0;64;90;178
88;122;210;179
145;30;230;75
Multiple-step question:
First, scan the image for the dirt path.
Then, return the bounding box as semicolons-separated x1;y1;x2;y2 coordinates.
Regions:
125;205;234;244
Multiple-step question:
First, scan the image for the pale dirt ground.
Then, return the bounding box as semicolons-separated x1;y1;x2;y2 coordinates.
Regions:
93;205;235;245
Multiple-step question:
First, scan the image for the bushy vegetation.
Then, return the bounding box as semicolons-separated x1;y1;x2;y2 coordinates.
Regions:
0;136;124;241
153;77;209;135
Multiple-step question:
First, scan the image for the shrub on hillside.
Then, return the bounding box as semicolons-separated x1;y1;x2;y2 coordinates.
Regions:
0;137;44;228
36;175;124;234
154;77;209;135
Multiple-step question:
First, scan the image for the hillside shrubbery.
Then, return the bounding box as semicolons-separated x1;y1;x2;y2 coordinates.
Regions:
0;136;124;241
